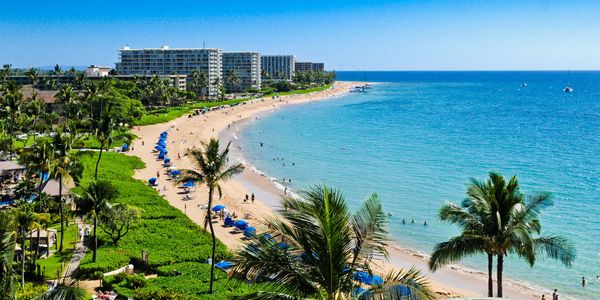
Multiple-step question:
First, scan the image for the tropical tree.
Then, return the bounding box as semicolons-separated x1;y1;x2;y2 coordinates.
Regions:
0;82;24;159
233;185;435;300
55;84;77;125
225;68;241;93
75;180;118;262
25;68;40;89
191;69;209;98
100;204;140;245
178;138;244;294
430;172;576;297
35;285;86;300
0;210;17;300
15;203;39;288
53;64;62;76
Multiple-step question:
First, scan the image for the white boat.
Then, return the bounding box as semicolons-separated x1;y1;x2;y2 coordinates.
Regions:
521;82;528;87
563;86;573;93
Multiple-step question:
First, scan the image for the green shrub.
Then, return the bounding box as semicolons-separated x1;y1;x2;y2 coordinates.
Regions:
17;282;48;300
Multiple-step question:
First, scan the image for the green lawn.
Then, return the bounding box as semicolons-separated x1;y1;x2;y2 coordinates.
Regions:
36;222;79;280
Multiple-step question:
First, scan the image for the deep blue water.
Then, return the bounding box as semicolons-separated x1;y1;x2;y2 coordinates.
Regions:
239;71;600;299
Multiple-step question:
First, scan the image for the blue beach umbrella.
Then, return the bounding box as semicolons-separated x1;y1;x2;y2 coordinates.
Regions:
224;217;235;227
215;261;234;271
121;144;128;151
183;181;195;188
154;145;163;151
212;205;225;212
170;170;181;176
244;226;257;238
354;271;384;285
277;242;289;250
158;152;166;159
163;158;171;163
234;219;248;230
148;178;157;185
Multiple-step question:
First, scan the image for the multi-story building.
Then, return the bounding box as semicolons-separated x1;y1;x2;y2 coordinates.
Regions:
295;62;325;73
85;65;111;77
115;46;222;97
222;52;261;93
260;55;296;81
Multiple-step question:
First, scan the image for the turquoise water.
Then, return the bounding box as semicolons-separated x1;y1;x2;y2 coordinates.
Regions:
239;72;600;299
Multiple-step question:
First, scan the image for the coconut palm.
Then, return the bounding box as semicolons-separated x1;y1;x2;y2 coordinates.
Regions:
25;68;40;89
0;211;17;299
225;68;241;93
191;69;209;98
36;284;86;300
55;84;77;125
178;138;244;294
75;180;118;262
233;185;435;300
1;82;24;160
430;172;576;297
15;203;39;287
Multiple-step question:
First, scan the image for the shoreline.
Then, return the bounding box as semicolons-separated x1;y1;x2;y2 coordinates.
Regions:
128;81;541;299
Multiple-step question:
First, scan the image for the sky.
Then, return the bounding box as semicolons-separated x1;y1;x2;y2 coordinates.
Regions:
1;0;600;70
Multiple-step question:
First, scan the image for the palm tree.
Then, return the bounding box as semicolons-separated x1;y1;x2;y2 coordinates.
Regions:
178;138;244;294
191;70;209;98
1;82;24;160
49;130;81;252
430;172;576;297
225;68;241;93
25;68;40;89
36;284;86;300
0;211;17;299
75;180;118;262
55;84;76;125
15;203;38;288
234;185;435;300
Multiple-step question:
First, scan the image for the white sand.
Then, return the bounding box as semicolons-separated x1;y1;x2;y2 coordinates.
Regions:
128;82;541;299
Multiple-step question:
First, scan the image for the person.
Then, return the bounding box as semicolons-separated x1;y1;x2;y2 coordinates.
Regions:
424;221;427;226
411;219;415;224
541;295;546;300
552;289;558;300
156;170;160;178
284;187;287;195
402;219;406;224
582;276;586;287
251;193;255;204
141;140;144;146
178;153;181;159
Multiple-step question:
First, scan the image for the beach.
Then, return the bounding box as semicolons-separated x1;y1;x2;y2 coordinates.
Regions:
128;81;540;299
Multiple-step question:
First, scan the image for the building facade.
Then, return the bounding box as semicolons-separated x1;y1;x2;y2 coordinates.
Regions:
260;55;296;81
85;65;111;77
295;62;325;73
222;52;261;93
115;46;222;97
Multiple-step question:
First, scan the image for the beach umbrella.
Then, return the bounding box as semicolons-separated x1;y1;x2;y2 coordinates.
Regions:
170;170;181;176
234;219;248;230
164;158;171;164
244;226;257;238
148;178;157;185
215;261;234;271
157;141;167;146
224;217;235;227
354;271;384;285
154;145;163;151
161;131;168;136
158;152;166;159
389;285;410;296
212;204;225;212
182;181;195;188
277;242;289;250
121;143;128;152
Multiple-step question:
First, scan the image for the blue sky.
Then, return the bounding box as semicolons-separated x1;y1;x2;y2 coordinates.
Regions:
1;0;600;70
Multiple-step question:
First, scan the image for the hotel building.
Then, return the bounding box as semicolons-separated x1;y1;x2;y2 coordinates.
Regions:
260;55;296;81
295;62;325;73
222;52;261;93
115;46;222;97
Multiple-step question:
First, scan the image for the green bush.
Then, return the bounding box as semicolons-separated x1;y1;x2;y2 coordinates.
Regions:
17;282;48;300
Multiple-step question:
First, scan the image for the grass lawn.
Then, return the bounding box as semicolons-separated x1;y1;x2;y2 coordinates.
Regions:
37;221;79;280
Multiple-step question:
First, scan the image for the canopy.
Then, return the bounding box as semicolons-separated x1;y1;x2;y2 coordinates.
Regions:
157;141;167;147
170;170;181;176
183;181;195;188
148;178;157;184
158;153;166;159
212;205;225;212
234;219;248;230
121;144;128;151
164;158;171;163
354;271;384;285
215;261;234;271
154;145;164;150
224;217;235;227
160;131;168;136
244;227;257;238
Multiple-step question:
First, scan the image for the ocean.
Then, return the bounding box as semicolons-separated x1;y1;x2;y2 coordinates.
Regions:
238;71;600;299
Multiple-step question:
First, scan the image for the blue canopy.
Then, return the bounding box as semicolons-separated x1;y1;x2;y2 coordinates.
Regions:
234;219;249;230
215;261;234;271
224;217;235;227
163;158;171;163
212;205;225;212
148;178;157;184
244;226;256;238
161;131;168;136
158;152;166;159
183;181;195;188
354;271;384;285
121;144;128;151
154;145;163;150
157;141;166;147
170;170;181;176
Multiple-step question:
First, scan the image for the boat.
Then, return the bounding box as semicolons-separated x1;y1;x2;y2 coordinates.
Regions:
521;82;528;87
563;86;573;93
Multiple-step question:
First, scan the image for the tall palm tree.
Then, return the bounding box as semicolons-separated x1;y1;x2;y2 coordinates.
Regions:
75;180;118;262
225;68;241;93
430;172;576;297
49;130;81;252
178;138;244;294
55;84;76;125
15;203;38;288
191;69;209;98
234;185;435;300
1;82;24;160
0;211;17;300
25;68;40;89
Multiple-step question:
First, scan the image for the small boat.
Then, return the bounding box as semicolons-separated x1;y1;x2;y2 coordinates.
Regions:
521;82;528;87
563;86;573;93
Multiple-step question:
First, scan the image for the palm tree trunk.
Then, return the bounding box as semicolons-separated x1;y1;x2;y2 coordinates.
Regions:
497;254;504;297
207;187;216;294
21;228;26;288
9;114;14;160
58;175;64;252
33;230;40;276
487;253;493;297
95;143;104;180
92;216;97;262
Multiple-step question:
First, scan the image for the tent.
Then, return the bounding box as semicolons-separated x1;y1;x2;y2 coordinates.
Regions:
243;226;256;238
354;271;384;285
224;217;235;227
148;178;157;185
234;219;248;230
212;205;225;212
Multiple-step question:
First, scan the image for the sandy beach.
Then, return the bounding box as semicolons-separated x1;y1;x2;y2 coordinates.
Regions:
128;82;542;299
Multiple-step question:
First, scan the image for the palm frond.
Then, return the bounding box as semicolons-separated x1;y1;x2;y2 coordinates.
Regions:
534;236;576;267
429;234;488;271
365;267;436;300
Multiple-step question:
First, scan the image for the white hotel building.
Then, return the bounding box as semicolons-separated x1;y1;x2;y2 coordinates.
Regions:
222;52;261;93
260;55;296;81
